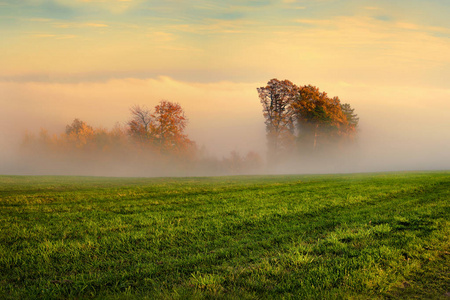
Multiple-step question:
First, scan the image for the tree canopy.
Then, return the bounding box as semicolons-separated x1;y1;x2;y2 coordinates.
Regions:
127;100;192;154
258;78;359;163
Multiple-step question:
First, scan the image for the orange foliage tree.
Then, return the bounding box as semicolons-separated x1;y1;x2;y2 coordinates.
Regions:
153;100;192;154
258;79;359;161
127;100;194;156
292;85;349;151
65;118;95;149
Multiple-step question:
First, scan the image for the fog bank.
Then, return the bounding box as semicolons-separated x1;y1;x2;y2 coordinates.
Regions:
1;77;449;176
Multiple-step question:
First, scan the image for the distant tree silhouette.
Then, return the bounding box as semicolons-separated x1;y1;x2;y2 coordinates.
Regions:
257;79;299;165
127;105;153;144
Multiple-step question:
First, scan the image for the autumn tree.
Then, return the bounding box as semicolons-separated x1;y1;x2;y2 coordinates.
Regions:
152;100;192;154
65;118;93;135
257;79;299;164
292;85;348;151
127;101;193;155
65;118;95;149
19;103;198;176
127;105;153;144
258;79;359;163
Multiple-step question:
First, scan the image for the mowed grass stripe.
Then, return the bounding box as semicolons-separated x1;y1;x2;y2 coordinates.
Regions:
0;172;449;299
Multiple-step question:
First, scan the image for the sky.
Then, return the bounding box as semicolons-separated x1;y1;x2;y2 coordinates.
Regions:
1;0;449;173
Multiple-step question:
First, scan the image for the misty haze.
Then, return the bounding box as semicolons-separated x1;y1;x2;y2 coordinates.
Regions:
1;76;449;177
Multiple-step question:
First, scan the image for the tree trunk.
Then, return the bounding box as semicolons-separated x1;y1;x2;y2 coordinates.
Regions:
267;130;278;168
313;124;319;151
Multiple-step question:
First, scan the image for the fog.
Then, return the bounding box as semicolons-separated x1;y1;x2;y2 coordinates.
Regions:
1;77;449;177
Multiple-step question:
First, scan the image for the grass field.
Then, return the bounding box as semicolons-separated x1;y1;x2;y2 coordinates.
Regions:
1;172;449;299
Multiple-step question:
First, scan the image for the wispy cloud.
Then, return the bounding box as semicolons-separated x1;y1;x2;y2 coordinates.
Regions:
80;0;133;2
395;21;450;35
146;31;175;42
32;33;76;39
193;2;228;11
85;23;108;27
32;34;58;38
56;0;139;14
169;18;256;35
53;21;109;28
2;0;449;91
28;18;54;22
295;15;450;40
295;19;330;25
12;15;108;30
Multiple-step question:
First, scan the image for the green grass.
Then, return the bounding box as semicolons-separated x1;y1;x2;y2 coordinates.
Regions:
1;172;449;299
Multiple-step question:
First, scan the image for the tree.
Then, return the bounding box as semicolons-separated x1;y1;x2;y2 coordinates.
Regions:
127;105;153;144
127;101;193;154
257;79;299;164
258;79;359;164
293;86;349;150
65;119;94;149
65;118;93;135
340;103;359;131
152;100;192;154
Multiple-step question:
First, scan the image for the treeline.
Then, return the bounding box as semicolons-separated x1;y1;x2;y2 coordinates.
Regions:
20;101;263;176
20;78;359;176
258;79;358;165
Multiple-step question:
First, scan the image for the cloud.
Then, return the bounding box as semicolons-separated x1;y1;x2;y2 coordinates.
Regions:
169;18;256;34
23;17;109;29
32;34;57;38
295;18;332;26
32;0;77;19
85;22;108;27
28;18;53;22
32;33;76;39
80;0;132;2
52;21;109;28
291;16;450;65
146;31;175;42
54;0;140;14
2;14;448;89
395;21;450;35
2;2;449;91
